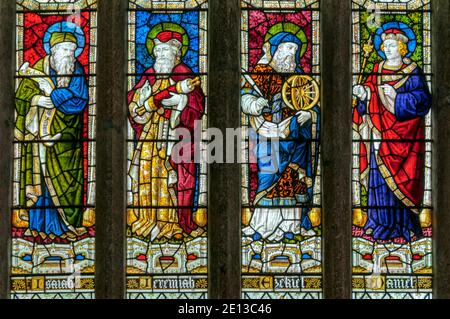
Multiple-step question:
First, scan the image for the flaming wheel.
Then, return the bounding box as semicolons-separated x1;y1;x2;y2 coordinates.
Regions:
282;75;320;111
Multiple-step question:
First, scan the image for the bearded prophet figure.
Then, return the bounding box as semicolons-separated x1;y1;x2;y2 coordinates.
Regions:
353;28;432;242
15;28;89;240
242;32;320;242
128;29;205;241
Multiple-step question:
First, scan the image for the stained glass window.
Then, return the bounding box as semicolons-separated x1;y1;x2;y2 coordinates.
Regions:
12;0;97;299
241;0;322;299
351;0;433;299
126;0;208;299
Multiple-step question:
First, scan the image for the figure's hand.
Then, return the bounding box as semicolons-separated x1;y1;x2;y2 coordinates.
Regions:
353;85;367;101
34;96;55;109
380;84;397;99
162;92;184;107
297;111;312;126
139;80;152;106
36;79;53;96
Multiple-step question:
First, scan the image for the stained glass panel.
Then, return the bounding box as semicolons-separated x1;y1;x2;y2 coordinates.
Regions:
351;0;433;299
12;0;97;299
241;0;322;299
126;0;208;299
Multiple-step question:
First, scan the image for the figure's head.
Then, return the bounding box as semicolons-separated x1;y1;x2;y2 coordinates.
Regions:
381;29;409;61
49;32;78;86
153;31;183;74
267;32;303;73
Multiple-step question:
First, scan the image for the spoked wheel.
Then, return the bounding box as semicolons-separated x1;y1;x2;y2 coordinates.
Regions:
282;75;320;111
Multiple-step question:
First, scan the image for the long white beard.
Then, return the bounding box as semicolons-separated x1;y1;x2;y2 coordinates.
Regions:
273;54;296;73
154;57;177;75
50;54;76;87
